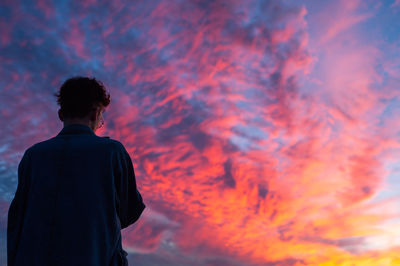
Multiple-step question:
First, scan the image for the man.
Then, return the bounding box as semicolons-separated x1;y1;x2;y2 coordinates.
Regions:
7;77;145;266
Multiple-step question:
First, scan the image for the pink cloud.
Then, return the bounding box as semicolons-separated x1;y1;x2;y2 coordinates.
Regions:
0;18;12;46
64;19;89;60
96;0;400;263
311;0;373;44
391;0;400;7
36;0;54;19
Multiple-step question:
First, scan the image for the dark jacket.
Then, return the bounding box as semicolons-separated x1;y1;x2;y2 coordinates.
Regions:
7;124;146;266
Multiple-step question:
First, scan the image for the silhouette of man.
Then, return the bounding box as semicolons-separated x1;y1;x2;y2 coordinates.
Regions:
7;77;145;266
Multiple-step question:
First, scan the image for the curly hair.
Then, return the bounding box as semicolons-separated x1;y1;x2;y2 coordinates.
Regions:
54;76;111;119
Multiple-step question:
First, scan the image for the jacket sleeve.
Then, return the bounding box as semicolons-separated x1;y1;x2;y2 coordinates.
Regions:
7;149;31;266
113;143;145;229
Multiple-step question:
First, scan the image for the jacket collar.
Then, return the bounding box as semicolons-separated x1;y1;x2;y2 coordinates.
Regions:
57;124;95;136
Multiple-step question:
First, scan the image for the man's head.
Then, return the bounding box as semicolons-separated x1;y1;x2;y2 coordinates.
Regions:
54;76;111;132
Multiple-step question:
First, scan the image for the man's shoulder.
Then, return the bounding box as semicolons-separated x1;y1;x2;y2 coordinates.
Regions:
28;135;125;154
105;138;127;152
100;137;125;150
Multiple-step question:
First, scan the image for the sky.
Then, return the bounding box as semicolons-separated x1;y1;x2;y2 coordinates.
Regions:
0;0;400;265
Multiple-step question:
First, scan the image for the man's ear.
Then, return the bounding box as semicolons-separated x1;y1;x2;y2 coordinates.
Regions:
58;109;64;121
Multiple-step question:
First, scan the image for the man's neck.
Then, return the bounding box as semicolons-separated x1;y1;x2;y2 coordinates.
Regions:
63;121;95;132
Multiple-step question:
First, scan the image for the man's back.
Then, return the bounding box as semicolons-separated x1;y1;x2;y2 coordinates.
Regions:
7;124;145;266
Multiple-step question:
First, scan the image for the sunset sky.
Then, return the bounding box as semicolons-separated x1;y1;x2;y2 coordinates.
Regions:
1;0;400;265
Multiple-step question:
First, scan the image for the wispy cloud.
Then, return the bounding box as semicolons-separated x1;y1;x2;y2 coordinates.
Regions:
1;0;400;265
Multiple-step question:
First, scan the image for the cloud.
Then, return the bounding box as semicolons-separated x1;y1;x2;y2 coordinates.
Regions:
310;0;373;44
1;0;400;265
121;208;179;253
391;0;400;7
